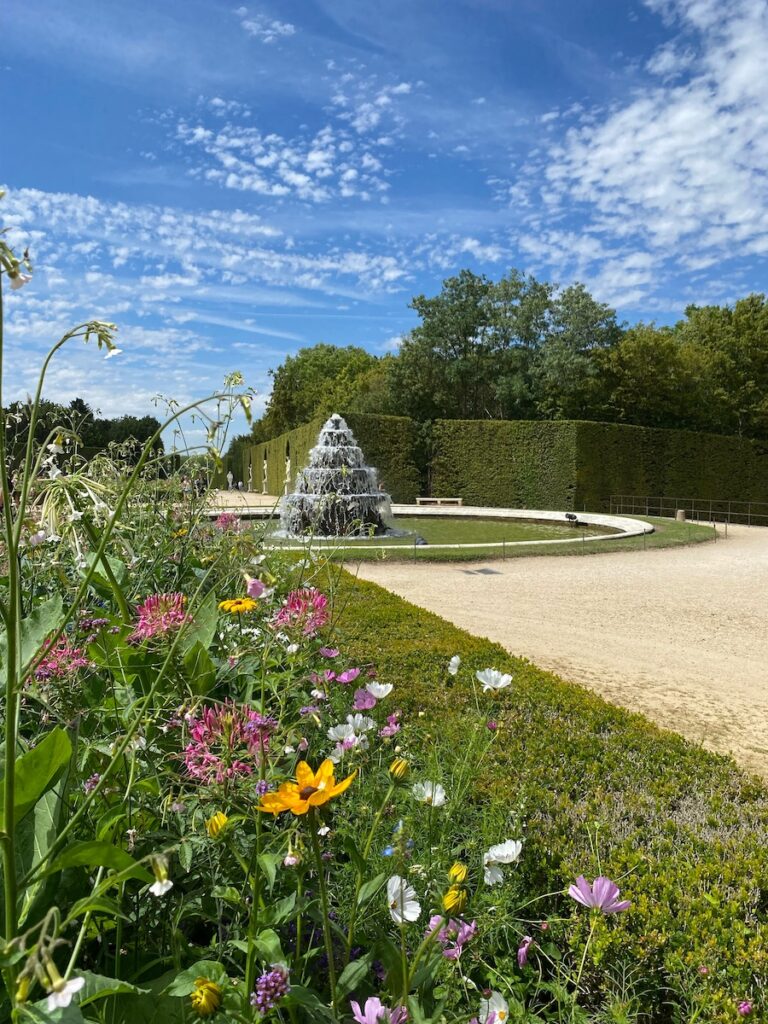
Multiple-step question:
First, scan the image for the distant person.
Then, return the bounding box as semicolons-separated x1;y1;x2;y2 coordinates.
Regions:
237;480;244;491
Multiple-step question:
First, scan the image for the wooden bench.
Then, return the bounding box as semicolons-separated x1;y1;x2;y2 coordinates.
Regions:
415;497;463;506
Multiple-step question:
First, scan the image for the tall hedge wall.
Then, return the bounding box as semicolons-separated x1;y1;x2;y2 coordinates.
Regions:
430;419;580;508
574;421;768;511
248;412;421;503
431;418;768;511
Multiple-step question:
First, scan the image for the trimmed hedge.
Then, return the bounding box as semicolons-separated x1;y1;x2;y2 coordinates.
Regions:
430;419;580;508
431;418;768;511
249;412;421;503
334;571;768;1023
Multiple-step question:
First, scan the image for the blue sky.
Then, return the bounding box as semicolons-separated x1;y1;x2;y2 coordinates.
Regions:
2;0;767;443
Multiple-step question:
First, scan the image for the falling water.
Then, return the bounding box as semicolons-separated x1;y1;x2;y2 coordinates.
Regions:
280;414;393;537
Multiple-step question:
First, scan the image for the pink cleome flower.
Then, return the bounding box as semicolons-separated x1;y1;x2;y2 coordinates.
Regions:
214;512;241;532
129;593;190;643
271;588;330;637
35;637;90;681
183;701;277;784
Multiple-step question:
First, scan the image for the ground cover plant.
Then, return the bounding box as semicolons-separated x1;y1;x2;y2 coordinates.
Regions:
0;214;764;1024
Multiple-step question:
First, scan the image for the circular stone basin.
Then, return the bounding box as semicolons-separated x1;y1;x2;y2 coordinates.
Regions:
261;505;649;550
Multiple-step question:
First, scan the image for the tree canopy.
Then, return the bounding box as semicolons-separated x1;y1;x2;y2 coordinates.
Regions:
236;271;768;458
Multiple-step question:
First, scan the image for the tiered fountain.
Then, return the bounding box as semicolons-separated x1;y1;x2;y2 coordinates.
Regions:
280;414;393;537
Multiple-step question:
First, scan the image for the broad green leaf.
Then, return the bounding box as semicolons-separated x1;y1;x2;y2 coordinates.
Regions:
46;840;152;882
336;954;372;1001
183;641;217;695
343;836;367;874
258;852;280;891
0;727;72;830
0;594;65;684
179;590;218;655
26;1003;86;1023
357;871;387;907
18;789;63;926
76;971;149;1007
252;928;284;964
64;895;129;926
163;961;228;996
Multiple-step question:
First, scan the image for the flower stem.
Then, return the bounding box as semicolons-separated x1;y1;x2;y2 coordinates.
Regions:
344;781;395;964
308;809;337;1011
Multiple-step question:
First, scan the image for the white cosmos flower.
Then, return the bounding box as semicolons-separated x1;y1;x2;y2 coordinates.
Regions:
366;681;393;699
387;875;421;924
10;272;32;291
46;976;85;1010
476;668;513;692
479;991;509;1023
412;781;446;807
346;713;376;732
483;839;523;885
149;878;174;896
448;655;461;676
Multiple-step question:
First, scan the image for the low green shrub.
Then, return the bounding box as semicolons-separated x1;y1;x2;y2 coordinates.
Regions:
335;572;768;1022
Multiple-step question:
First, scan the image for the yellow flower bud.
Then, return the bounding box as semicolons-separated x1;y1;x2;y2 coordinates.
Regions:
15;975;31;1004
448;861;468;884
190;977;223;1017
442;885;467;913
205;811;229;839
389;757;409;780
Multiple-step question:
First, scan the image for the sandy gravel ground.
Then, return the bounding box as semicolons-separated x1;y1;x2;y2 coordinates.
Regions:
355;526;768;778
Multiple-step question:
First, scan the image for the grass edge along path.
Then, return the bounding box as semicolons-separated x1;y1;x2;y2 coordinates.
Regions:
332;570;768;1022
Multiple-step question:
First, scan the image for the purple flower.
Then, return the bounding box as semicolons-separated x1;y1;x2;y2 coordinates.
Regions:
255;779;271;796
337;667;361;684
486;720;498;732
426;915;478;960
319;647;339;658
353;687;377;711
83;773;101;794
299;705;321;716
350;996;407;1024
738;1001;753;1016
251;965;289;1013
517;935;534;967
379;712;401;738
568;875;631;914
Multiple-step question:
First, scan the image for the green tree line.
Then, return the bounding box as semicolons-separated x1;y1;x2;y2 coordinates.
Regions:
232;270;768;458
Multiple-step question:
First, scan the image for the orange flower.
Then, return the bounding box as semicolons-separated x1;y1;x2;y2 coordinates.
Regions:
258;759;356;816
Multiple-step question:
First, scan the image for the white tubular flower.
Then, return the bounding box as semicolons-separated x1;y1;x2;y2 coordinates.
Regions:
46;975;85;1010
387;875;421;924
149;878;174;896
9;272;32;291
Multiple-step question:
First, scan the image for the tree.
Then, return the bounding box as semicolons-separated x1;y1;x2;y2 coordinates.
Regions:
260;344;378;436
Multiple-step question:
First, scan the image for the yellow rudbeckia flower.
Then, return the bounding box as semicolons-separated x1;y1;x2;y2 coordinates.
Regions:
218;597;257;615
258;759;356;816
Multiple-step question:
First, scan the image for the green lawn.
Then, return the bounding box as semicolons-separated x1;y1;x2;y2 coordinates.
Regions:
261;514;715;562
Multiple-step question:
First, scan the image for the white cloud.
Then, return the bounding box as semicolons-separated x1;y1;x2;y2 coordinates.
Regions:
507;0;768;307
235;7;295;44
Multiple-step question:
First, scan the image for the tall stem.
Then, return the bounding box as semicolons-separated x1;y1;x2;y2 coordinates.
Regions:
0;271;21;1002
308;809;337;1011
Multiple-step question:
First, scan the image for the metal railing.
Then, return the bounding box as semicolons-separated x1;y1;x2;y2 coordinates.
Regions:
609;495;768;526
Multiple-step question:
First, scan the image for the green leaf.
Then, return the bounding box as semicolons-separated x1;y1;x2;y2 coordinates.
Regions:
163;961;228;996
25;1003;86;1023
182;641;217;695
283;986;336;1022
258;852;280;891
252;928;284;964
76;971;149;1007
64;895;129;926
357;871;387;907
46;840;152;882
343;836;367;874
0;727;72;830
18;788;64;926
336;954;372;1001
179;590;218;655
0;594;65;685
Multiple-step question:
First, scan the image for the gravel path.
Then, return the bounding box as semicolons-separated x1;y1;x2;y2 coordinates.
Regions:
355;525;768;778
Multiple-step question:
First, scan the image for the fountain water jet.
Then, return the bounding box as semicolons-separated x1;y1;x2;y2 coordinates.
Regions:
280;414;393;537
